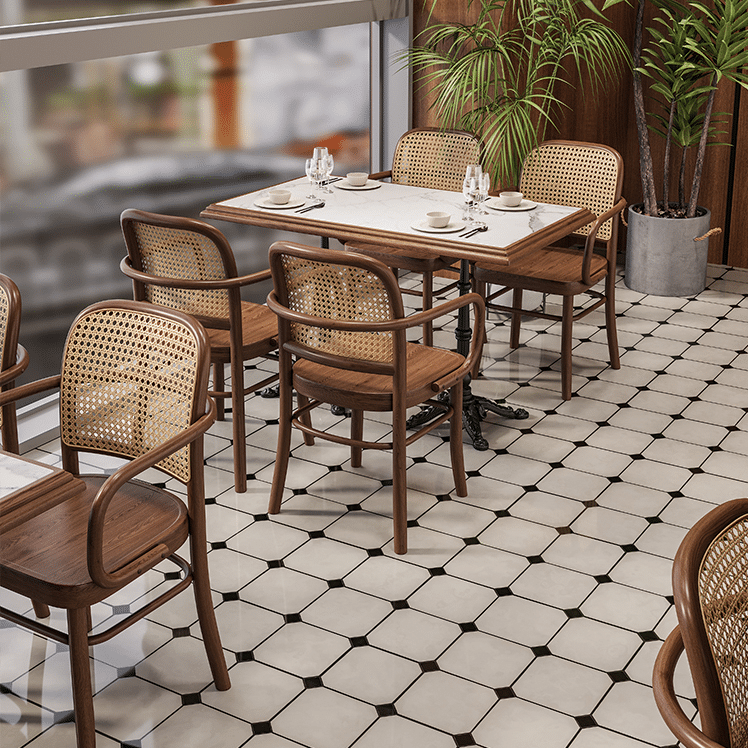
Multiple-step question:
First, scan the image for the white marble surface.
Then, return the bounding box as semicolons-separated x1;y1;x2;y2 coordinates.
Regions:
218;177;581;251
0;452;54;499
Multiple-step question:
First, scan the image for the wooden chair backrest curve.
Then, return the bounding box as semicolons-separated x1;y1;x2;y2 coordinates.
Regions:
0;274;23;445
60;301;210;483
520;141;623;243
673;498;748;748
391;128;481;192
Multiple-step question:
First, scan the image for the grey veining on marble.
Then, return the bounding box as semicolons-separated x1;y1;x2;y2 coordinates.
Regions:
218;178;580;251
0;452;54;500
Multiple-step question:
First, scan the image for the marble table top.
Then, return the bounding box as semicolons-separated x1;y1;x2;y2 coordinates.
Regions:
0;451;55;500
203;177;594;266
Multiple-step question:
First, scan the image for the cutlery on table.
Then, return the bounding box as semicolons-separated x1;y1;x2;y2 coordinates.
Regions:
460;223;488;239
296;201;326;214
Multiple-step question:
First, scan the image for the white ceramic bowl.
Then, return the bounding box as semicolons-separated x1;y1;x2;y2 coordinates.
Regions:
426;211;451;228
268;189;292;204
346;172;369;187
499;191;523;207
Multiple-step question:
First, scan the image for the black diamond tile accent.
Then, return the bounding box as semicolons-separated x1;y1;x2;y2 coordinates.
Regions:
608;670;630;683
526;555;544;564
573;441;587;448
531;645;551;657
608;476;623;483
181;692;202;706
116;666;136;678
328;464;342;472
368;548;384;557
112;604;131;615
153;482;168;489
495;686;516;699
303;676;323;688
564;608;583;619
412;456;428;463
347;503;362;511
292;488;308;496
204;497;217;505
639;630;659;642
466;470;482;478
646;516;663;524
0;684;10;694
164;571;182;581
284;612;302;624
54;710;75;724
254;513;269;521
459;622;478;632
236;651;254;663
594;574;612;584
267;559;284;569
380;479;394;487
464;537;480;545
630;454;645;460
582;500;598;508
392;600;409;610
556;526;572;535
350;636;369;647
575;715;597;729
494;509;511;518
309;530;325;539
123;741;142;748
246;473;256;481
376;703;397;717
668;491;684;498
549;462;564;469
419;660;439;672
690;466;705;474
407;519;420;528
620;544;639;553
429;567;447;576
709;445;723;452
454;733;476;746
495;587;513;597
666;595;675;606
328;579;345;589
210;541;227;550
222;591;240;602
172;627;191;638
252;721;273;735
523;485;539;492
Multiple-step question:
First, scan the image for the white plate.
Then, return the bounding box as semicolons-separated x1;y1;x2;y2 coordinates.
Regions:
411;220;467;234
486;198;537;212
254;197;306;209
334;180;381;190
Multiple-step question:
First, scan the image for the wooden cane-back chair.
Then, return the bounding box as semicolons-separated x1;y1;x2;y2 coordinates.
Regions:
654;498;748;748
120;208;278;493
0;300;230;748
345;128;481;345
267;241;484;554
472;140;626;399
0;273;29;453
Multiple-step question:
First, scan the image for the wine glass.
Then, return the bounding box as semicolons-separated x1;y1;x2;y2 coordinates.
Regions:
320;153;334;193
305;157;322;199
462;164;482;223
477;172;491;214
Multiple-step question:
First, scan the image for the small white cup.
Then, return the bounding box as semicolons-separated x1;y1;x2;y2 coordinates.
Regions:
346;172;369;187
426;211;451;228
268;189;291;204
499;191;523;207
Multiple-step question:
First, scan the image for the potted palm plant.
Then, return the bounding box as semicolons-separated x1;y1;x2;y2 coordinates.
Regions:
625;0;748;296
401;0;629;189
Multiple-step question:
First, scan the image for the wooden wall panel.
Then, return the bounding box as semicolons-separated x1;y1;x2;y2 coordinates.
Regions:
726;92;748;268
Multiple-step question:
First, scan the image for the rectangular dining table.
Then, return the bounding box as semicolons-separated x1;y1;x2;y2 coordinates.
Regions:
202;176;595;448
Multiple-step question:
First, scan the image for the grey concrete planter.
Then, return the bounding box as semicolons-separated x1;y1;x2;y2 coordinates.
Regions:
624;204;712;297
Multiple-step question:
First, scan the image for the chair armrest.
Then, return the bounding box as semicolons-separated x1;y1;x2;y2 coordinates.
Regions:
653;626;725;748
121;256;272;290
581;197;627;286
368;170;391;181
0;375;61;408
0;346;29;388
87;398;217;589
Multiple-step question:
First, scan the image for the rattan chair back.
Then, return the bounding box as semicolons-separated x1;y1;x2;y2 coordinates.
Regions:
520;140;623;242
60;301;210;484
122;214;238;323
0;274;28;451
669;498;748;747
391;128;481;192
271;246;405;367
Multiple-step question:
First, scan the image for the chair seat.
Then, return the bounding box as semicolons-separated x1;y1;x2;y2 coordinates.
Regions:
473;246;608;296
0;475;188;609
293;342;465;411
207;301;277;363
346;242;454;274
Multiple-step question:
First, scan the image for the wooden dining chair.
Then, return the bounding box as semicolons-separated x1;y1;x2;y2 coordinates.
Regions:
120;208;278;493
471;140;627;399
653;498;748;748
0;299;230;748
266;241;484;554
345;127;481;346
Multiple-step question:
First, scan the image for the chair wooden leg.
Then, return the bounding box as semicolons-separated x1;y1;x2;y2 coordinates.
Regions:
392;400;408;555
510;288;523;348
213;363;225;421
422;272;434;347
67;607;96;748
605;279;621;369
230;354;247;494
269;377;293;515
561;296;574;400
297;393;315;447
449;383;467;497
351;409;363;468
31;600;51;618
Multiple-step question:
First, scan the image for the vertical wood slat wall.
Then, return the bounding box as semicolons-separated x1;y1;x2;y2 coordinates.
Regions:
411;0;746;268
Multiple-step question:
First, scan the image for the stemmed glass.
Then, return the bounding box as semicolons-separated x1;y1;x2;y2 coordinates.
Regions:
320;153;334;193
462;164;482;223
477;172;491;214
305;157;323;199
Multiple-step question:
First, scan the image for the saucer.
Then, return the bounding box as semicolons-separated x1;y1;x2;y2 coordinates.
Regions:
486;198;537;211
254;197;305;209
411;220;466;233
334;180;381;190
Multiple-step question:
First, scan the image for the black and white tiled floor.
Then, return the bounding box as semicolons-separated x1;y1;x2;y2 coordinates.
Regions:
4;263;748;748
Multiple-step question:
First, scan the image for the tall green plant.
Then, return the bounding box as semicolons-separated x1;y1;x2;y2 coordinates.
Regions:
633;0;748;218
401;0;628;188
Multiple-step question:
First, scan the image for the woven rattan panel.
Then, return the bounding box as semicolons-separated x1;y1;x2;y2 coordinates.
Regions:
132;222;231;319
280;255;395;363
520;144;619;241
60;307;200;483
391;130;480;192
699;516;748;748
